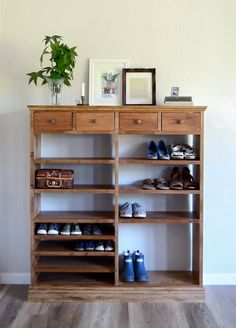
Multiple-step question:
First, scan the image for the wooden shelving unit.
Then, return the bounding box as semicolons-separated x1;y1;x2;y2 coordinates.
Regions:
29;105;206;302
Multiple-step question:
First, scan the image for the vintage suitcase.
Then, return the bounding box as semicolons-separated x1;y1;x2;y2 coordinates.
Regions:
35;169;74;189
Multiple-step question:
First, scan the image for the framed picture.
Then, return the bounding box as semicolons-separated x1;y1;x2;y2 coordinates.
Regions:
89;58;129;105
122;68;156;105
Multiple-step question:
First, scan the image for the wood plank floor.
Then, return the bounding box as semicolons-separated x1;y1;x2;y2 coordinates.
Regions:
0;285;236;328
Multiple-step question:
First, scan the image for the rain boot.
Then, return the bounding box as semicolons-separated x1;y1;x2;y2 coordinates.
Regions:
121;250;134;282
134;250;149;282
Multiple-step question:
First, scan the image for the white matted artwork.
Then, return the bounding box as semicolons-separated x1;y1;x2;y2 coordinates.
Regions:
89;59;129;105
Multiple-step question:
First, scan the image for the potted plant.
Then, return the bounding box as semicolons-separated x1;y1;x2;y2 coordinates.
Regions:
27;35;78;105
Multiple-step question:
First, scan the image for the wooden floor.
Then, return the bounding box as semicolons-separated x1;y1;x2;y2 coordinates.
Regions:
1;285;236;328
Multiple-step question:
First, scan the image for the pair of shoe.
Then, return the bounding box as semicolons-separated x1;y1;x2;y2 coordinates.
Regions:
61;223;81;235
37;223;61;235
142;178;170;190
121;250;148;282
83;224;101;235
74;240;114;251
169;167;198;190
170;144;197;160
147;140;170;160
119;202;146;218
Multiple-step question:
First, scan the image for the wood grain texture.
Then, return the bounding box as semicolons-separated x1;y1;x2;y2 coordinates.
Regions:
162;112;201;134
2;285;236;327
76;112;115;133
33;111;73;133
119;112;158;134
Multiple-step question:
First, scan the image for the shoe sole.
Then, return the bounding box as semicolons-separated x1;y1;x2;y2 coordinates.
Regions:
85;248;94;251
120;214;132;217
95;248;105;251
60;232;70;235
74;248;84;251
71;232;82;235
37;231;47;235
133;214;146;218
105;248;114;251
48;231;59;235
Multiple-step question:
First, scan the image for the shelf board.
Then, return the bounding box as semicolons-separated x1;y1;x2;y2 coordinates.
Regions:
119;186;200;195
36;272;114;286
33;211;115;223
33;185;115;194
35;242;114;257
35;257;114;273
119;271;198;287
34;157;115;164
119;158;200;165
119;211;199;224
34;234;115;241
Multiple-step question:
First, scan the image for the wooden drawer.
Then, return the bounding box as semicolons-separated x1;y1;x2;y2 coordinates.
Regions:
76;112;115;133
119;113;158;134
162;112;201;133
34;112;73;133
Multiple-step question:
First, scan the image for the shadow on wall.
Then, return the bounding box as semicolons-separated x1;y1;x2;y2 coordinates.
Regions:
0;110;30;274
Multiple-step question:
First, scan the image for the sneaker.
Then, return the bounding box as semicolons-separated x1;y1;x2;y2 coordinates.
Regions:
119;202;132;218
182;144;197;159
95;241;105;251
170;144;184;159
132;203;146;218
92;225;102;235
105;241;114;251
83;224;92;235
48;223;60;235
146;140;158;159
85;240;95;251
60;223;71;235
36;223;47;235
71;223;82;235
157;140;170;160
74;240;85;251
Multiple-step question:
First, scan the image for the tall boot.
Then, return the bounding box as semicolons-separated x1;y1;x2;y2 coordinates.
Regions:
121;250;134;282
134;250;149;282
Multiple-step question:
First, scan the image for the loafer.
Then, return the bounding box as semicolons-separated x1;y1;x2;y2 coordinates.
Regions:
157;140;170;160
146;140;158;159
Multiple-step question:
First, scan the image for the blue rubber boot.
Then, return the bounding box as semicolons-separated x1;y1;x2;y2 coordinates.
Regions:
134;250;149;282
121;250;135;282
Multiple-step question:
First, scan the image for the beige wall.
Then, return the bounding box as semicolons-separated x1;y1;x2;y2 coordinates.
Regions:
1;0;236;283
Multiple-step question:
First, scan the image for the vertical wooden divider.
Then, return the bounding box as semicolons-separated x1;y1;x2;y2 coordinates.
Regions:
114;112;119;285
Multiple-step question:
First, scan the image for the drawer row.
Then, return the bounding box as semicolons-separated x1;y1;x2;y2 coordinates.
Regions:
33;111;201;134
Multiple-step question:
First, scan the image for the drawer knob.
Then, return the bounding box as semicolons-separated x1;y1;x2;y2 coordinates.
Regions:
135;119;142;124
177;119;184;124
49;119;56;124
91;119;96;124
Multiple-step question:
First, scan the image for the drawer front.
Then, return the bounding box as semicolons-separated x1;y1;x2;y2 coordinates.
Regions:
34;112;73;133
162;112;201;133
76;113;115;133
119;113;158;134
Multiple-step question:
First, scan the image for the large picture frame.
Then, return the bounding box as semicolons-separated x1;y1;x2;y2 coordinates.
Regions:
89;58;129;106
122;68;156;105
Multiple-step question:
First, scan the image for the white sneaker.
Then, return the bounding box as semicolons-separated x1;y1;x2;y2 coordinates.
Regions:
60;223;71;235
71;223;82;235
95;241;105;251
105;241;114;251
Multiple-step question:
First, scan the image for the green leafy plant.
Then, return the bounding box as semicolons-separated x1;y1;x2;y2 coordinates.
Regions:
27;35;78;86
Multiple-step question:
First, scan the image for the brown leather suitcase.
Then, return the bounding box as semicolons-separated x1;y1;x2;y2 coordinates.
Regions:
35;169;74;189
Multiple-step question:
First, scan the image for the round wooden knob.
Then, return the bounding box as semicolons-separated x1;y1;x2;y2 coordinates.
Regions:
49;119;56;124
177;119;184;124
135;119;142;124
91;119;96;124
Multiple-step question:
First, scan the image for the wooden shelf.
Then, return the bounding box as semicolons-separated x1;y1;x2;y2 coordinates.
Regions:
34;157;115;164
119;211;199;224
33;184;115;194
34;233;115;241
119;271;198;287
119;186;200;195
35;257;114;273
33;211;115;223
36;272;114;286
35;242;114;257
119;158;200;165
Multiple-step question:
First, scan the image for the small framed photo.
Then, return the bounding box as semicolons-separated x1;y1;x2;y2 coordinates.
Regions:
89;58;129;106
122;68;156;105
171;87;179;97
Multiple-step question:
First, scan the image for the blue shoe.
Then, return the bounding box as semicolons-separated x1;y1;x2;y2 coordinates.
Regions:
83;224;92;235
74;240;85;251
146;141;158;159
157;140;170;160
48;223;60;235
36;223;47;235
92;225;102;235
85;240;95;251
121;250;135;282
134;250;149;282
119;202;132;218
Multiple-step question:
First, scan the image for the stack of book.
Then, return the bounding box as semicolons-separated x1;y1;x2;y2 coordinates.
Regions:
164;96;193;106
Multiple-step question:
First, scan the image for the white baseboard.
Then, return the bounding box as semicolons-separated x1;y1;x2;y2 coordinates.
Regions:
0;273;30;284
204;274;236;285
1;273;236;285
